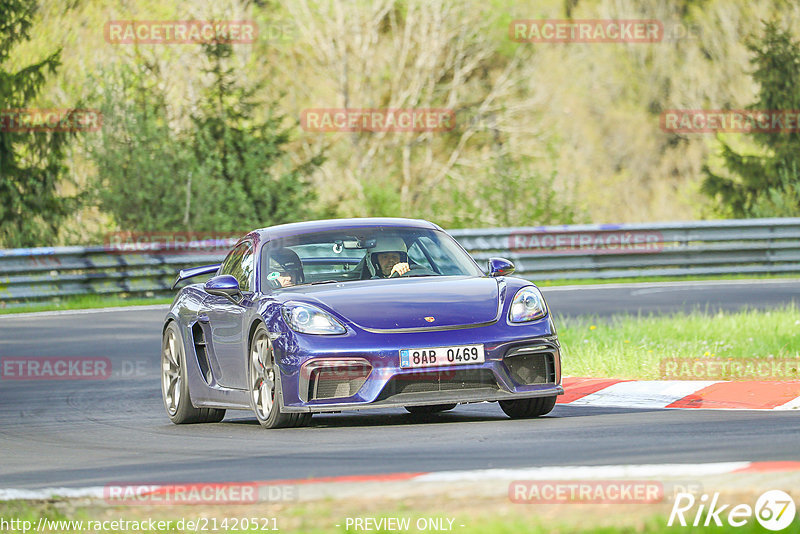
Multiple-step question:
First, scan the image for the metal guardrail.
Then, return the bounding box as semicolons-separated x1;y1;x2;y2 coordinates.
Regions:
1;218;799;304
449;217;800;280
0;242;234;304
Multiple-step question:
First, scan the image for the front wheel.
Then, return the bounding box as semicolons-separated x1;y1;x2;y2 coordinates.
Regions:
498;396;557;419
248;324;311;429
161;321;225;424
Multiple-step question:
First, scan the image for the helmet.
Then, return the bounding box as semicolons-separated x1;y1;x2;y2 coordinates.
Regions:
267;247;304;286
367;236;408;278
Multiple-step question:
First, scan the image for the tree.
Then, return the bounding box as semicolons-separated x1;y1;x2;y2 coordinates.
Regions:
286;0;552;221
186;43;323;232
90;43;323;234
0;0;79;247
702;21;800;217
90;62;190;232
438;131;582;228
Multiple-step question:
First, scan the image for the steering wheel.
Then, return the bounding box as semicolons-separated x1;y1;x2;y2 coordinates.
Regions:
388;264;423;278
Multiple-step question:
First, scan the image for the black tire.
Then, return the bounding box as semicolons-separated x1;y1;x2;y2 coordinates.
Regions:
498;395;557;419
404;404;457;414
248;323;311;429
161;321;226;424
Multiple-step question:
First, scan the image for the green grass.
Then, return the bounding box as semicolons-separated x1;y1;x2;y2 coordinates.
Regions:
556;304;800;379
1;499;793;533
0;294;173;315
288;516;788;533
535;272;800;287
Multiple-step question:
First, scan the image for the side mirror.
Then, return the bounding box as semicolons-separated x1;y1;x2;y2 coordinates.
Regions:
205;275;242;302
488;257;515;277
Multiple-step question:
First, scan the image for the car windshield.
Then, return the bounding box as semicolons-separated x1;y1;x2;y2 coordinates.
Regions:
261;226;482;289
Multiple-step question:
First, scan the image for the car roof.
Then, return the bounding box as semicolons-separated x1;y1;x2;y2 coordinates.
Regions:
251;217;441;242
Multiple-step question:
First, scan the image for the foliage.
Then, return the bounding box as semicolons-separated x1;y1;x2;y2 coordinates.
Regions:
89;62;189;232
439;150;583;229
185;43;323;232
702;21;800;217
6;0;800;247
89;43;323;233
0;0;79;247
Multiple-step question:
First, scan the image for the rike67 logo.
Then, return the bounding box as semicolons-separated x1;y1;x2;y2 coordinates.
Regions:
669;490;796;530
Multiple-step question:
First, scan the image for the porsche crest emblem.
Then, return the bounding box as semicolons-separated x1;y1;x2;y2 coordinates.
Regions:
424;316;435;322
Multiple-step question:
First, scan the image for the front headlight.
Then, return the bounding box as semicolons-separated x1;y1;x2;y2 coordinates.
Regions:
282;302;346;335
509;286;548;323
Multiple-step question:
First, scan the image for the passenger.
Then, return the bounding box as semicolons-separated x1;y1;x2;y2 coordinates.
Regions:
367;236;410;278
268;248;304;288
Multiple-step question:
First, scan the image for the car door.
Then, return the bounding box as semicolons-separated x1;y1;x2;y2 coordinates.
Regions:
201;241;257;390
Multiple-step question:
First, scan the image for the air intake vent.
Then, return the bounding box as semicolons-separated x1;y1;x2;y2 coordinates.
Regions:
376;369;497;401
504;346;556;385
313;370;369;400
192;324;213;384
301;359;372;401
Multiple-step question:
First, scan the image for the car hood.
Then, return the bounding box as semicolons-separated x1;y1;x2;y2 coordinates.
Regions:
288;276;502;331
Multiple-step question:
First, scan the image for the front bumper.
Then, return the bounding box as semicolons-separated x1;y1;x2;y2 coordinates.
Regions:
276;327;563;413
283;384;564;413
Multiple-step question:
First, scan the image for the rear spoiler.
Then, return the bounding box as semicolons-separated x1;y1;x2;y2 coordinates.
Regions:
171;263;221;290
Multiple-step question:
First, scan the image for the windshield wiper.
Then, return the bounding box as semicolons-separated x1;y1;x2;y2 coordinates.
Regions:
309;279;340;285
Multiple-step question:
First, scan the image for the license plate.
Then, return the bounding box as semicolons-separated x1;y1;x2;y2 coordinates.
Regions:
399;344;485;369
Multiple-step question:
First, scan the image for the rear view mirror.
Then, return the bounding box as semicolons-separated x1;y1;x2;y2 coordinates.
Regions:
205;275;242;302
488;257;515;277
335;238;376;249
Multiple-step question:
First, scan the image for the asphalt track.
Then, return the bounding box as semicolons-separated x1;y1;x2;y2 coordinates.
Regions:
0;280;798;490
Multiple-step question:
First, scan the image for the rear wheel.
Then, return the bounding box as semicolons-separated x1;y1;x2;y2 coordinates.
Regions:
161;321;225;424
404;404;457;414
248;324;311;429
498;396;557;419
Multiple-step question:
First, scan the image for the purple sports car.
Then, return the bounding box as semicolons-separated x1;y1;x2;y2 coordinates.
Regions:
161;218;563;429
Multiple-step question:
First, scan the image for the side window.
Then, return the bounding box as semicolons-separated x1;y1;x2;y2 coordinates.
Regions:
219;246;244;277
237;244;255;292
219;242;255;292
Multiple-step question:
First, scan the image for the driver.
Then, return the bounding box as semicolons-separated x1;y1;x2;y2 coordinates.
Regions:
367;236;410;278
267;248;304;288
